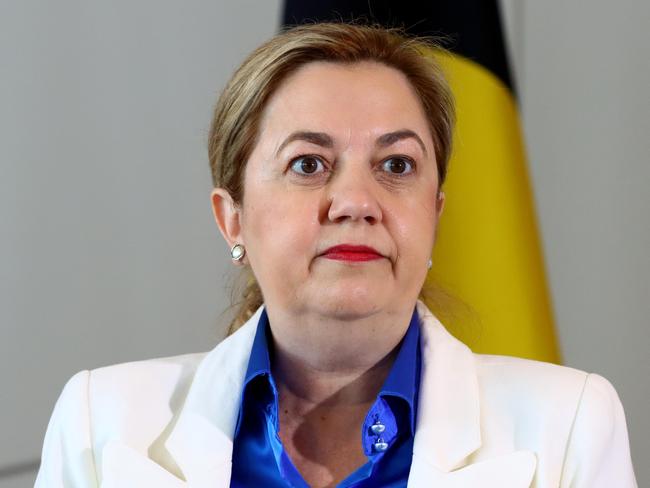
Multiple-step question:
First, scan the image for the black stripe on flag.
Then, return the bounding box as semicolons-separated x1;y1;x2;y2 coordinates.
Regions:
282;0;514;93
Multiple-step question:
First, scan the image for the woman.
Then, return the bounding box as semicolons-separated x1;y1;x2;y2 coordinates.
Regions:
36;23;637;487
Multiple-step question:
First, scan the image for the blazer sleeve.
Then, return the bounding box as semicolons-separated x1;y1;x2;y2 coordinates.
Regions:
35;370;99;488
560;373;637;488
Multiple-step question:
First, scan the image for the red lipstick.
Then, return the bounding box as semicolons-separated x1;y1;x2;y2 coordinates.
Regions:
321;244;384;262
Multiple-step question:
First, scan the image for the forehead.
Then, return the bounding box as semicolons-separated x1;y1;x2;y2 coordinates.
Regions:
258;61;432;143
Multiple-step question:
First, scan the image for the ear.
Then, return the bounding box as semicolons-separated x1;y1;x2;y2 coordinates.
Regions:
211;188;244;251
431;190;446;248
436;190;446;219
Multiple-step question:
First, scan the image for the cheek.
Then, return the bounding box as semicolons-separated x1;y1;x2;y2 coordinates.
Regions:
241;185;321;265
388;190;438;257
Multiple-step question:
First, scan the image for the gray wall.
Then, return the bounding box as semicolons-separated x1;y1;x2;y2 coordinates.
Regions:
1;1;647;486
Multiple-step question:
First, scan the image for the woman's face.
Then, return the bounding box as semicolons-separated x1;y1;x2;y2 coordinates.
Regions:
218;61;444;320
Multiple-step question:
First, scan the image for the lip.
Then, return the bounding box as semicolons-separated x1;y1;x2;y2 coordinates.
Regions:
320;244;384;262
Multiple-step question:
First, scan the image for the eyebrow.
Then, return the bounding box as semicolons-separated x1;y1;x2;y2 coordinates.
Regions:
275;129;428;157
275;131;334;157
376;129;428;157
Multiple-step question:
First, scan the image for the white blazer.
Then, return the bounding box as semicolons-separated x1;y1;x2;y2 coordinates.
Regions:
35;302;637;487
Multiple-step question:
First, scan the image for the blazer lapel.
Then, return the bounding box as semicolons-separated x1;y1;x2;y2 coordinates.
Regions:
412;301;482;471
409;301;537;487
162;307;264;487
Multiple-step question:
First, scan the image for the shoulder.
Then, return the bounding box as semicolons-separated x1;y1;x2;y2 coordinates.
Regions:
471;354;636;486
87;351;208;418
90;351;208;394
559;370;637;486
46;350;210;417
472;353;629;422
471;353;611;429
470;354;588;443
474;353;588;402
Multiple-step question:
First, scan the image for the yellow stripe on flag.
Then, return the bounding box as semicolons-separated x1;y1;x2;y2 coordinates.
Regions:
423;50;561;363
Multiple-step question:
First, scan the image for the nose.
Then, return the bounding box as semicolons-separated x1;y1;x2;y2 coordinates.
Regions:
326;167;382;225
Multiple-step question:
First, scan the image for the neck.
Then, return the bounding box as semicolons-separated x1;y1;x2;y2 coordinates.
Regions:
267;304;414;406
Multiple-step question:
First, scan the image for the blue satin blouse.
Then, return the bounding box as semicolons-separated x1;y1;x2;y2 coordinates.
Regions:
230;308;422;487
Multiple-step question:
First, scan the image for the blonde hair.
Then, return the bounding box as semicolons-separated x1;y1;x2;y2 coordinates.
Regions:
208;23;455;334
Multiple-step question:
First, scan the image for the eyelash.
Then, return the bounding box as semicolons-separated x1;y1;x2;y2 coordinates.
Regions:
288;154;416;177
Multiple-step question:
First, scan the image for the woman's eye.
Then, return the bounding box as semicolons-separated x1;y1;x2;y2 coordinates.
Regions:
381;157;414;175
289;156;326;175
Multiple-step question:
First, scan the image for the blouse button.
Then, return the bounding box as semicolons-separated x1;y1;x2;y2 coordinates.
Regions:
370;420;386;434
373;438;389;452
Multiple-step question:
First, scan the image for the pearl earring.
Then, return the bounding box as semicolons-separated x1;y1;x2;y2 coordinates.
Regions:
427;259;433;270
230;243;246;262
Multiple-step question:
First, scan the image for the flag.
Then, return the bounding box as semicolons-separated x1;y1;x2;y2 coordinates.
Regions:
282;1;560;362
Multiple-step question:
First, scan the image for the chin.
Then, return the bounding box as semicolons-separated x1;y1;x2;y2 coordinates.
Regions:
312;286;386;320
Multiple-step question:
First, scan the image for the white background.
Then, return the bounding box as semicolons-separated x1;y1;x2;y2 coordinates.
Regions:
1;0;648;485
